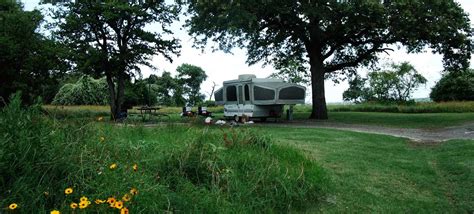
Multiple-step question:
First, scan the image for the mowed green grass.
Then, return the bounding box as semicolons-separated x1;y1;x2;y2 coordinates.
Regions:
263;127;474;212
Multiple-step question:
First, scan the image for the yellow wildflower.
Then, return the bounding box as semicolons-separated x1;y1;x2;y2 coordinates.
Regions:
50;210;60;214
8;203;18;210
44;191;49;196
121;207;129;214
107;197;116;204
110;163;117;170
100;136;105;142
122;193;131;202
97;117;103;121
79;201;89;209
64;187;73;195
95;199;106;204
114;201;124;209
80;196;88;202
130;188;138;195
133;164;138;172
70;202;78;209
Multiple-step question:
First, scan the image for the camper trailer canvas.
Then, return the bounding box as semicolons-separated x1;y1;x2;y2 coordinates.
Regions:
215;75;306;121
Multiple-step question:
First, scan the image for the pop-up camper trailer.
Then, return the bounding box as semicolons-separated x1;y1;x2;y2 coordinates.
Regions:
214;74;306;121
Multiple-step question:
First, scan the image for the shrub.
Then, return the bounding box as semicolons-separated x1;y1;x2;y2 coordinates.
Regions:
52;75;109;105
430;70;474;102
157;128;326;212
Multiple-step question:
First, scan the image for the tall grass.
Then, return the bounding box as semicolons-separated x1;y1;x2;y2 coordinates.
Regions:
1;95;326;212
328;101;474;113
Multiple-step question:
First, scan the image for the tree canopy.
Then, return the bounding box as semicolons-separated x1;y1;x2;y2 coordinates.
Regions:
343;62;427;103
0;0;66;105
176;63;208;106
430;70;474;102
185;0;472;119
52;0;180;119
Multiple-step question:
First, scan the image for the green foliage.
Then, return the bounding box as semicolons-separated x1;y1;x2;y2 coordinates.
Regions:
269;59;310;85
176;63;208;106
184;0;472;119
342;74;367;104
343;62;427;103
0;0;67;104
430;70;474;102
52;75;109;105
202;100;217;107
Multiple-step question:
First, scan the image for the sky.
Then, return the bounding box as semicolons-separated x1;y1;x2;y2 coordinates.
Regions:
22;0;474;103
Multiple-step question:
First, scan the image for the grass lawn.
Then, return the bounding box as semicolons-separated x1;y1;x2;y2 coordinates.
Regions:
264;127;474;212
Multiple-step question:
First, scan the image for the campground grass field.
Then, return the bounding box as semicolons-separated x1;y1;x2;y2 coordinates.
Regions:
3;103;472;212
266;127;473;212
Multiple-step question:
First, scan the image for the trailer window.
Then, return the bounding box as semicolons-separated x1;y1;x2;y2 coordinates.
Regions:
244;85;250;101
215;88;223;102
226;85;237;101
254;86;275;100
279;87;305;100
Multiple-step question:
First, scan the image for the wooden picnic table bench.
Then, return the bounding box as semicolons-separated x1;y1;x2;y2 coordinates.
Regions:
135;106;169;121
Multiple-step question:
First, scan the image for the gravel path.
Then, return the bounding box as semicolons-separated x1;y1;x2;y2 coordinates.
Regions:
258;121;474;143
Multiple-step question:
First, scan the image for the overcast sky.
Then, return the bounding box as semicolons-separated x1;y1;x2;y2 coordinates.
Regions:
23;0;474;103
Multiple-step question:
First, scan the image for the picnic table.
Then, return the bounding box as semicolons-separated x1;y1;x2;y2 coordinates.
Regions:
136;106;168;121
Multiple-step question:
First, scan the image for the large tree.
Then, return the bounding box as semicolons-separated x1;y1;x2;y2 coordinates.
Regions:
53;0;180;119
185;0;472;119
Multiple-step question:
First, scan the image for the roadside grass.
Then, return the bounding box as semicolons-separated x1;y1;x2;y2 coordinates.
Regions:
265;127;474;212
298;101;474;113
1;97;326;213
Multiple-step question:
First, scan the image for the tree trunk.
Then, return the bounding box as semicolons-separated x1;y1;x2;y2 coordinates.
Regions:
309;54;328;120
105;75;117;120
116;74;125;116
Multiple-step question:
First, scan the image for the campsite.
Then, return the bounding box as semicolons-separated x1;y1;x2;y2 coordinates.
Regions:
1;0;474;213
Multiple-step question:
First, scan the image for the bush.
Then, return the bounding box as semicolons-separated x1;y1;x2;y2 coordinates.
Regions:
157;128;326;212
430;71;474;102
202;100;217;107
52;75;109;105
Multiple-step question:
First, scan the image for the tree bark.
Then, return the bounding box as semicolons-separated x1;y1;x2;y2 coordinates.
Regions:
309;54;328;120
106;74;118;120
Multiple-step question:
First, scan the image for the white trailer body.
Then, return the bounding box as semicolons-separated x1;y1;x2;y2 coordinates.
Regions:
214;74;305;121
